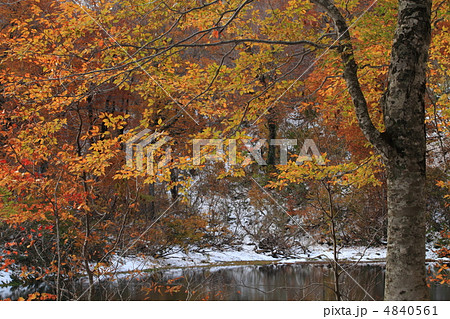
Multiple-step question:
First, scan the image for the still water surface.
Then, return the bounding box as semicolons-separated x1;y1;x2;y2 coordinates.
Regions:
88;263;450;301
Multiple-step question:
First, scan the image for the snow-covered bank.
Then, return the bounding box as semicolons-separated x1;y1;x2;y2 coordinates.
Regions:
0;270;13;299
104;244;449;274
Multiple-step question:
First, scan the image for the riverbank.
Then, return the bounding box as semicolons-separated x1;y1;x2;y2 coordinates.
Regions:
1;244;448;289
101;244;448;275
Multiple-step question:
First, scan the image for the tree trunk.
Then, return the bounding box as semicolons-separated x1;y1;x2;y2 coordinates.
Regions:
267;111;277;166
385;167;428;300
382;0;431;300
312;0;432;300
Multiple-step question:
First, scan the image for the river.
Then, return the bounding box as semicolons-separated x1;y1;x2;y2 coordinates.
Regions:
82;263;450;301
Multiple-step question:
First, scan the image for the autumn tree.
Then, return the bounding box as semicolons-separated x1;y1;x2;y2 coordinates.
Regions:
164;0;438;300
120;0;436;300
1;0;448;301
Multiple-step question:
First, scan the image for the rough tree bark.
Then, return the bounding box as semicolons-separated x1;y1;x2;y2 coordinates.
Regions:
312;0;432;300
382;0;431;300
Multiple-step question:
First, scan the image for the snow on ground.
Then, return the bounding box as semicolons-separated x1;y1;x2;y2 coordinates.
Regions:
0;270;13;299
0;270;11;282
104;244;279;274
103;243;448;275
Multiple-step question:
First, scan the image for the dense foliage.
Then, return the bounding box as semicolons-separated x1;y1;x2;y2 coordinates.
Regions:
0;0;448;300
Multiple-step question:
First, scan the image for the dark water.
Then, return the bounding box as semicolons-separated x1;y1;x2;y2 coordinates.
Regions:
2;263;449;300
85;263;450;301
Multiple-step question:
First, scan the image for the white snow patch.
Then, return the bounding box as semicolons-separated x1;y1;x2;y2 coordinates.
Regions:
0;270;13;299
98;243;450;275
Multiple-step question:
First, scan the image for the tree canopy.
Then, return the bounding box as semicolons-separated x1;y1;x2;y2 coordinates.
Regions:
0;0;448;301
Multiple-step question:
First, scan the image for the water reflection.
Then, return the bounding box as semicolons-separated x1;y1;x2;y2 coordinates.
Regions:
2;263;449;300
87;264;448;301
